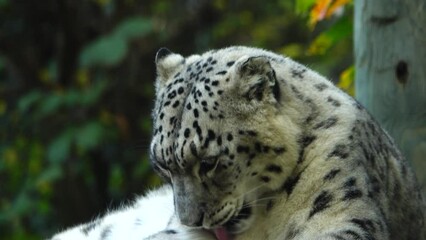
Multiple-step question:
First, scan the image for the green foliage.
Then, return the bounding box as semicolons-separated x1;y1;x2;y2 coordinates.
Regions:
295;0;316;13
0;0;354;239
80;17;152;67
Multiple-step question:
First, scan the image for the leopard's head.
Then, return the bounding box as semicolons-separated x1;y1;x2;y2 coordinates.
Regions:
150;47;300;235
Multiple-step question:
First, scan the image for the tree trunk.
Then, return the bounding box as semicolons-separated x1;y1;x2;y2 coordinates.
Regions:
354;0;426;195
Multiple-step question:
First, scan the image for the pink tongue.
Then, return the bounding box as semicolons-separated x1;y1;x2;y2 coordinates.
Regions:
213;227;231;240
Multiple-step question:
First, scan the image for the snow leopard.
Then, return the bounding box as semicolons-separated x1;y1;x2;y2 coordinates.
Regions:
50;46;425;240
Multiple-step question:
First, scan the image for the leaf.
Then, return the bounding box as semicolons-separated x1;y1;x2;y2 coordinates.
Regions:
0;0;8;8
308;33;333;55
114;17;153;39
47;129;74;163
37;93;63;118
80;35;127;67
326;0;352;18
79;17;153;67
17;91;43;113
80;80;108;106
36;165;62;183
279;43;304;58
75;121;104;151
309;0;352;28
309;0;332;27
308;15;352;55
295;0;317;14
338;65;355;96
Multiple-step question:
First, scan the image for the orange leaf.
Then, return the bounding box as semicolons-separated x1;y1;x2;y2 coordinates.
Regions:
309;0;352;28
309;0;332;28
326;0;351;18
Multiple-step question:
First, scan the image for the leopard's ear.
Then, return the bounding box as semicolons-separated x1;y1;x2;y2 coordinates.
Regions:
155;48;185;90
237;56;280;102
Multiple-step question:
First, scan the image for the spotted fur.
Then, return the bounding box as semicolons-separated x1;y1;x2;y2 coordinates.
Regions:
50;46;425;240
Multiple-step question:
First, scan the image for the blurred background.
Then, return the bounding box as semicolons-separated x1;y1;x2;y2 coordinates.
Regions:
0;0;355;239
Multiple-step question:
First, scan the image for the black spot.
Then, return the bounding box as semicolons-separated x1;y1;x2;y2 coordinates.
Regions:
172;100;180;108
299;135;316;148
368;176;381;197
212;80;220;86
351;218;376;234
285;223;301;240
206;67;213;72
272;79;281;101
343;189;363;201
343;230;363;239
100;225;112;239
281;174;301;195
327;97;341;107
323;169;341;181
314;117;338;129
266;164;282;173
193;109;199;118
200;159;216;175
169;116;176;125
308;191;333;219
217;136;222;145
184;128;190;138
343;177;357;189
291;68;307;78
297;135;316;163
177;87;184;94
186;103;192;110
164;101;171;107
328;144;350;159
260;176;271;183
262;146;270;153
227;134;233;141
236;145;250;153
395;60;408;85
314;83;328;91
81;220;100;235
224;147;230;155
216;71;227;75
207;130;216;141
190;141;198;157
254;142;262;152
246;130;257;137
165;229;177;234
273;147;286;154
167;90;177;99
226;61;235;67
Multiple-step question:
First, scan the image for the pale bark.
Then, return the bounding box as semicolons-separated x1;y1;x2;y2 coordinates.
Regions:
354;0;426;194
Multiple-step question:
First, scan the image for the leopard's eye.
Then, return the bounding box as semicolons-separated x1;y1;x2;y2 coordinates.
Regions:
199;157;219;177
